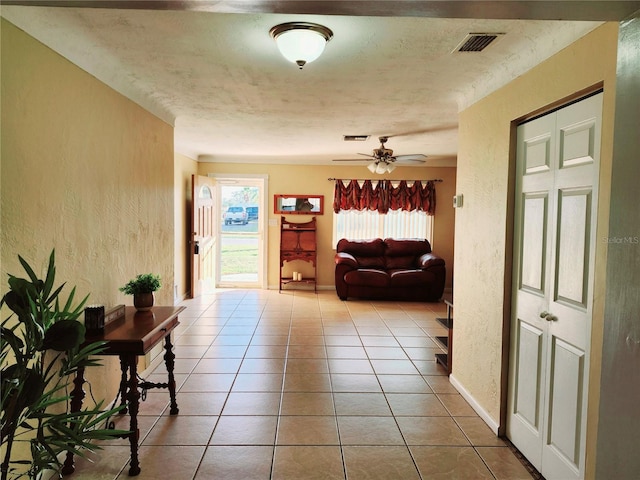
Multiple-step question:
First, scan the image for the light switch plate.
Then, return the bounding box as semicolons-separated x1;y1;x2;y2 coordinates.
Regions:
453;194;464;208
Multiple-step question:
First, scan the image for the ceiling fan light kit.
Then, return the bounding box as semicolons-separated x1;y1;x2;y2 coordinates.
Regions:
335;136;426;173
270;22;333;69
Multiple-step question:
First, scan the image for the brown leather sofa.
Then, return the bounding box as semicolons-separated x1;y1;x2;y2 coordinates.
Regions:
334;238;446;302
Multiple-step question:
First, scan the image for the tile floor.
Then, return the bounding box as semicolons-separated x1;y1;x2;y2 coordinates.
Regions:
66;289;535;479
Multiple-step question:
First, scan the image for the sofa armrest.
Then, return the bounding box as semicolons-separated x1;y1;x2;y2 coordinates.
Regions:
335;252;358;269
418;252;445;269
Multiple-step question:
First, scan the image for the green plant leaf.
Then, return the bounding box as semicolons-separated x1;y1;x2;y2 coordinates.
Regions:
41;319;85;351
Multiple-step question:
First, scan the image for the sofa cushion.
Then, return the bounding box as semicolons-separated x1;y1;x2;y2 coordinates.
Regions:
386;255;416;270
344;269;390;287
337;238;386;256
384;238;431;256
389;269;432;287
355;256;386;269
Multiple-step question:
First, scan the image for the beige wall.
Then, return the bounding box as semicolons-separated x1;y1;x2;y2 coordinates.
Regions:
453;21;618;469
1;18;175;411
174;153;198;300
196;163;456;290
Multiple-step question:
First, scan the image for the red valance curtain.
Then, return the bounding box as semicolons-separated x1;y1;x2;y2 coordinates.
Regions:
333;179;436;215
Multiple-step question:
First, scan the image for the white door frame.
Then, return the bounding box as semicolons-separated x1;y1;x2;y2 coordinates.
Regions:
208;173;268;289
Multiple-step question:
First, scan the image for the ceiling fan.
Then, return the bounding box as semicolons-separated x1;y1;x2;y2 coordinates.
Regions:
333;136;427;173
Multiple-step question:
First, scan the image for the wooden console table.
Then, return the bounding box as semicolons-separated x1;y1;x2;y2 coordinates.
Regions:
435;296;453;375
62;306;185;477
279;216;317;292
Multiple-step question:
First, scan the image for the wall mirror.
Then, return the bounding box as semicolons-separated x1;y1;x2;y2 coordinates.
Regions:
274;195;324;215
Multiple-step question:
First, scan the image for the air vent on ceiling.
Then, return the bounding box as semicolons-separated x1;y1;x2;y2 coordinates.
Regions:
343;135;370;141
455;33;505;52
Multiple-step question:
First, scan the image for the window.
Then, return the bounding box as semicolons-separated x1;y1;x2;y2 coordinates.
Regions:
333;209;433;245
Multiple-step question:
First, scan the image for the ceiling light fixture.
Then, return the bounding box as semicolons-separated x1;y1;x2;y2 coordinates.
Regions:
270;22;333;69
368;160;396;174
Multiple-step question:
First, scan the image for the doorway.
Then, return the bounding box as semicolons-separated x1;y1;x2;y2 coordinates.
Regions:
212;174;267;289
507;92;602;479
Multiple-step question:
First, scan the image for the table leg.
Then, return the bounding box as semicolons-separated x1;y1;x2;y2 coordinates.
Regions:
61;366;85;475
118;356;129;414
164;334;180;415
124;354;141;476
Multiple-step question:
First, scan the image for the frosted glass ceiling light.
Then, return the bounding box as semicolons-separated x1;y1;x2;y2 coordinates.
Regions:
367;162;377;173
270;22;333;69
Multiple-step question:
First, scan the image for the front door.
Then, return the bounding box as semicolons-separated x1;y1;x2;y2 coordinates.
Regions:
507;92;602;479
190;175;216;298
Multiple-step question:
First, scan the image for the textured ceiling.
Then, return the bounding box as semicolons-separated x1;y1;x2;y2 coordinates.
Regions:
1;4;610;167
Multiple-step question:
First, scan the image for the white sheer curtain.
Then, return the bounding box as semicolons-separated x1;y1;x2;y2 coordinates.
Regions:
333;209;432;245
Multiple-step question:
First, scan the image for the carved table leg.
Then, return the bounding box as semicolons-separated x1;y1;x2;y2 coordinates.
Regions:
61;366;86;475
119;355;129;414
125;354;141;476
164;334;179;415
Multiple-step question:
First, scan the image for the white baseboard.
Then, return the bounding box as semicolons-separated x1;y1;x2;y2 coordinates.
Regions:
449;374;500;435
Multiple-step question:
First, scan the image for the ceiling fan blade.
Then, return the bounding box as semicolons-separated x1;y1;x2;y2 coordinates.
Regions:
394;154;427;162
357;152;375;158
332;158;370;162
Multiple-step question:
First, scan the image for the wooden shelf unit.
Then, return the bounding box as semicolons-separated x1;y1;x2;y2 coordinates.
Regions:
279;216;317;292
435;297;453;375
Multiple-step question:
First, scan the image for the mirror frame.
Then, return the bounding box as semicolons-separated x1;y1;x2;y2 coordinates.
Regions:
274;194;324;215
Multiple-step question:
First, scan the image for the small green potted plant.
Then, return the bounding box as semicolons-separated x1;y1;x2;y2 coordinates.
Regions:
119;273;161;311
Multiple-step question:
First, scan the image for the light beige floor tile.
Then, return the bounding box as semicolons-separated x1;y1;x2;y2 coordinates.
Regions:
150;357;199;374
330;374;382;393
116;445;205;479
334;393;392;416
365;347;409;360
239;357;286;373
195;446;273;480
203;345;248;358
396;416;470;446
360;336;400;347
377;374;433;393
289;334;326;346
212;334;252;346
210;415;278;445
396;336;438;348
174;334;216;346
57;445;130;480
272;446;344;480
193;357;242;374
337;416;404;445
324;335;362;346
343;446;421;480
423;375;458;393
232;373;284;392
251;334;290;345
222;392;281;415
355;326;393;336
411;446;495;479
476;446;535;479
173;345;209;358
179;373;235;392
325;346;368;359
277;416;340;445
285;358;329;373
438;393;478;416
245;344;288;358
280;392;335;415
328;359;374;374
287;345;327;358
455;417;506;446
141;415;216;445
370;359;420;375
163;391;227;416
283;373;332;392
385;393;449;416
404;347;441;361
414;359;450;375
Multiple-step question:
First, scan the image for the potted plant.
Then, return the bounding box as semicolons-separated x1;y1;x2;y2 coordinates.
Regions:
119;273;161;312
0;250;126;480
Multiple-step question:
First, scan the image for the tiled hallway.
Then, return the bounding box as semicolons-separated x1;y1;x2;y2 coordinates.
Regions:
69;290;535;479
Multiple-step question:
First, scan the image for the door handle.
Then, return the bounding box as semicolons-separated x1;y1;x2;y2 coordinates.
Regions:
194;241;200;255
539;311;557;322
